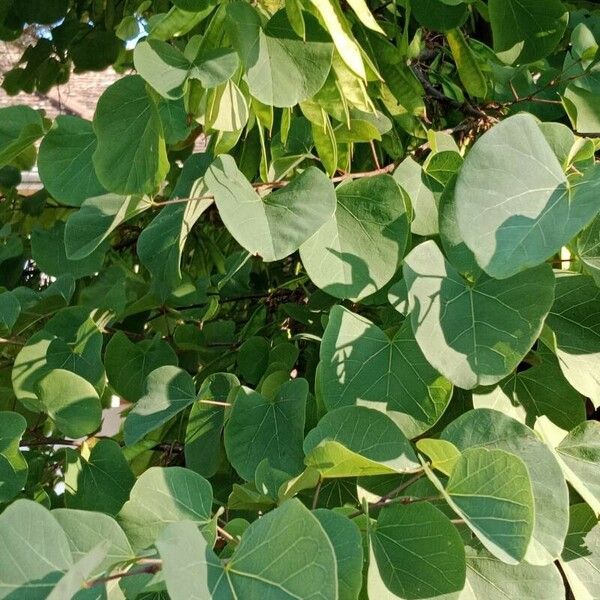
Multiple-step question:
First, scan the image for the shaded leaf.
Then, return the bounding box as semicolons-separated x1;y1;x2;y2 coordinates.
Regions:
224;379;307;480
300;175;411;301
304;406;420;477
320;306;452;438
403;241;555;389
118;466;213;551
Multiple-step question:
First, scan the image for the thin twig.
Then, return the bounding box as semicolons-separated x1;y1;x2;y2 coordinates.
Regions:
369;140;381;170
348;471;426;518
411;63;497;122
85;561;162;588
152;164;397;207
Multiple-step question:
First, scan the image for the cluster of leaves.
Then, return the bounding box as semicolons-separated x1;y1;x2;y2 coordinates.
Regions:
1;0;600;598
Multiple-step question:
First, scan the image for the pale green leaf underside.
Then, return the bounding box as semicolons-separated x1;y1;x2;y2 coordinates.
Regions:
118;466;214;552
455;114;600;279
443;409;569;565
206;154;336;262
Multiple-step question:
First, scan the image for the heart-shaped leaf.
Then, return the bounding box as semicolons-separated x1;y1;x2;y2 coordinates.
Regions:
206;154;336;262
403;240;555;389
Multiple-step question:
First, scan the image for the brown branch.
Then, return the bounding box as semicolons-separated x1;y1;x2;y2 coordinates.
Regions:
348;471;426;518
411;63;497;122
152;164;397;207
21;435;184;453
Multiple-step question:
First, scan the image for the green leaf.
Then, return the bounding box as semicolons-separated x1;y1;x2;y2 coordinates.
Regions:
564;84;600;135
423;151;463;187
237;337;270;385
185;372;239;478
149;5;213;40
224;379;307;481
137;195;212;299
12;308;105;411
320;306;452;438
412;0;468;32
66;439;135;516
53;508;134;576
306;0;364;78
416;438;460;477
93;75;169;195
203;79;249;132
443;409;569;565
560;503;600;599
65;194;151;260
304;406;420;477
134;39;239;99
0;499;73;599
205;154;336;262
46;543;109;600
472;345;586;431
557;422;600;513
36;369;102;438
446;29;487;98
0;411;27;503
461;543;565;600
455;114;600;279
536;417;600;516
118;466;213;551
31;221;107;279
578;213;600;283
428;447;535;564
300;175;411;301
0;291;19;334
37;116;107;207
133;39;191;99
0;105;48;168
124;365;197;446
104;332;178;403
190;48;240;88
488;0;568;64
394;156;442;237
158;499;337;599
172;0;211;10
228;5;333;107
313;509;363;600
403;240;555;389
346;0;384;33
155;520;220;599
370;502;466;598
438;176;481;280
542;274;600;407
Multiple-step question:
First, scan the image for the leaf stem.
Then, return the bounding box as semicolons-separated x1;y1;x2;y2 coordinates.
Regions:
198;399;231;407
217;525;238;544
312;477;323;510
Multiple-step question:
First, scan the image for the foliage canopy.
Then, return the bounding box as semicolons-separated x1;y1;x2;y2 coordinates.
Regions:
1;0;600;598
